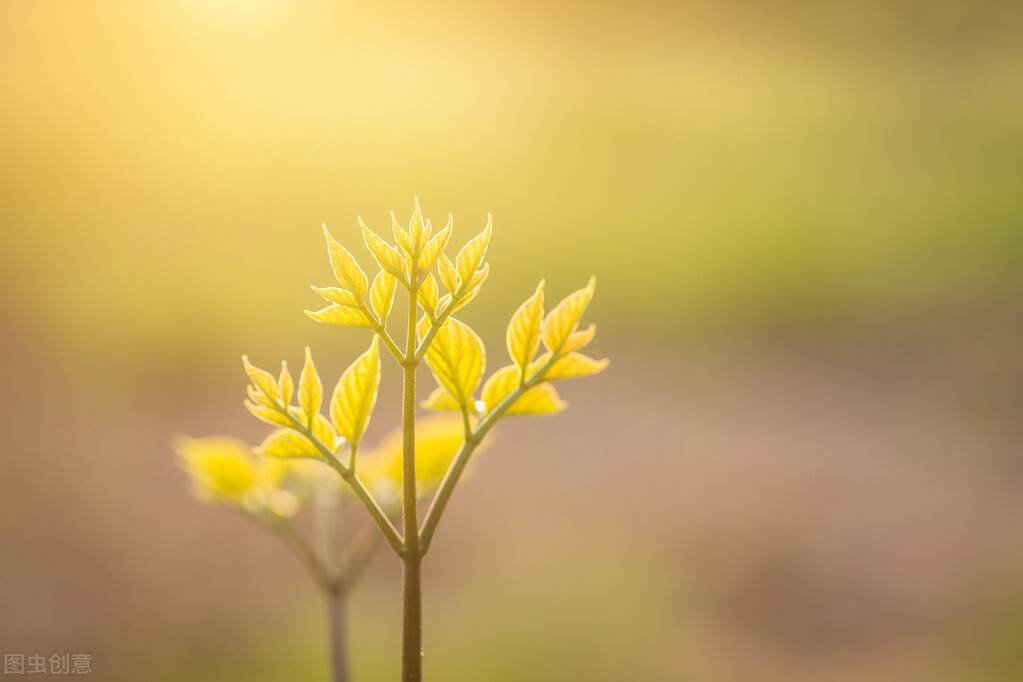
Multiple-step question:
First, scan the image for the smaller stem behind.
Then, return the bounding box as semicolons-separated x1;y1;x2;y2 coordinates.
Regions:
263;518;332;592
325;587;348;682
318;502;350;682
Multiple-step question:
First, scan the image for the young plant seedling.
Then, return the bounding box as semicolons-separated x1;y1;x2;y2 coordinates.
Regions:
178;198;607;682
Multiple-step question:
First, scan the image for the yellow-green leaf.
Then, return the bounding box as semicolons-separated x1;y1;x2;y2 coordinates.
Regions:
422;386;461;412
455;213;493;283
330;336;381;446
247;384;275;409
370;270;397;321
322;224;369;297
506;280;545;372
391;210;414;256
438;252;458;292
436;293;453;317
242;356;279;403
562;323;597;354
175;436;257;502
305;305;373;328
417;273;439;316
418;214;452;272
245;400;292;427
294;410;340;452
543;352;609;380
298;346;322;427
358;416;481;508
448;277;484;314
360;217;407;282
311;285;361;308
278;361;294;405
542;276;596;354
256;429;321;459
408;196;431;255
421;317;485;407
481;365;566;415
466;262;489;291
311;412;340;452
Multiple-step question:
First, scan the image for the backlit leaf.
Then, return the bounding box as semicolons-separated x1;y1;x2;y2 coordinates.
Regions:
292;410;340;452
418;215;452;272
408;196;431;255
438;252;458;292
305;305;373;328
422;386;461;412
562;323;597;354
245;400;291;427
542;276;596;354
360;217;407;282
247;384;275;409
175;436;257;502
278;361;294;405
370;270;397;320
256;429;321;459
358;416;481;509
391;210;414;256
311;413;340;452
455;213;493;283
480;365;566;415
330;336;381;446
506;280;545;372
311;285;361;308
542;352;609;380
421;317;485;407
298;346;322;428
242;356;279;403
322;224;369;297
466;262;489;291
417;273;439;316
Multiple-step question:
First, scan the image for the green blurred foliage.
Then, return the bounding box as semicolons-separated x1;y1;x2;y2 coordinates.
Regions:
2;1;1021;377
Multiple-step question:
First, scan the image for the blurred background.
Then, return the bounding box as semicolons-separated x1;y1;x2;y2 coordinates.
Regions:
2;1;1023;680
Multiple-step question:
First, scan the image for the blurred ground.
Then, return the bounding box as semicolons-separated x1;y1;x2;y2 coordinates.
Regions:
3;319;1022;681
1;1;1022;680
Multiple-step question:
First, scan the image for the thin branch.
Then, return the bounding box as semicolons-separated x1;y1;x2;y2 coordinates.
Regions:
412;293;461;361
323;449;406;558
419;354;558;554
358;302;406;363
280;409;406;557
264;517;334;592
339;524;383;592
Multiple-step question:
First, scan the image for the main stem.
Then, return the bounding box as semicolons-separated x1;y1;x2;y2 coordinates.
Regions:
401;285;423;682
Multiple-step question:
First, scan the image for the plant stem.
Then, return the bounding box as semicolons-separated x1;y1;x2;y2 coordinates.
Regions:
326;585;350;682
319;500;350;682
419;353;559;554
282;408;405;556
265;518;332;592
402;285;424;682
